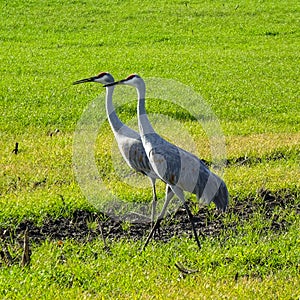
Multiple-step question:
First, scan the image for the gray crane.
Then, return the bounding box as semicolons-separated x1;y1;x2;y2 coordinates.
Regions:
73;72;173;225
105;74;229;250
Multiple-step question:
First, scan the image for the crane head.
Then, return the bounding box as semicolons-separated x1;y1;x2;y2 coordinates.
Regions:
104;74;143;87
73;72;114;85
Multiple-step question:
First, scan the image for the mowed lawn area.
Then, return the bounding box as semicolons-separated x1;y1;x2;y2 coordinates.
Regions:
1;1;299;299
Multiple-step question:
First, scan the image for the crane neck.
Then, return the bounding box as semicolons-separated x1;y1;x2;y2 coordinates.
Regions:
105;86;124;133
137;80;155;136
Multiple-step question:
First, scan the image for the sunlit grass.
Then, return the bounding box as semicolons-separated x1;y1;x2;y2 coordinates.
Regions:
1;220;299;299
1;0;299;298
1;129;299;224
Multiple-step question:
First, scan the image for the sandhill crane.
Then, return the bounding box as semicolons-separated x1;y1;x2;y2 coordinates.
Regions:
73;72;173;225
105;74;229;250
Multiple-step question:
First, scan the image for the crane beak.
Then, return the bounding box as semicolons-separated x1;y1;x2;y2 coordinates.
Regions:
103;79;125;87
72;77;96;85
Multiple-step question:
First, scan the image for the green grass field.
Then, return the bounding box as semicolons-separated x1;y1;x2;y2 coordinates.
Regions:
1;0;300;298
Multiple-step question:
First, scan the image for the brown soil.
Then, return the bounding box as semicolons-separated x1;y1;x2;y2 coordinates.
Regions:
1;189;298;252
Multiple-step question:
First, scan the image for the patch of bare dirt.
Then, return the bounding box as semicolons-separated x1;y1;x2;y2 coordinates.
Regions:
1;189;298;252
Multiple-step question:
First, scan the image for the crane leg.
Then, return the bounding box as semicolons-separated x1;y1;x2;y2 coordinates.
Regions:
143;185;174;250
171;186;201;250
150;178;157;228
183;201;201;250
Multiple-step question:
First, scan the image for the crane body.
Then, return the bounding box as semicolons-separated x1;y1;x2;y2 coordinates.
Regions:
105;74;229;249
73;72;170;224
